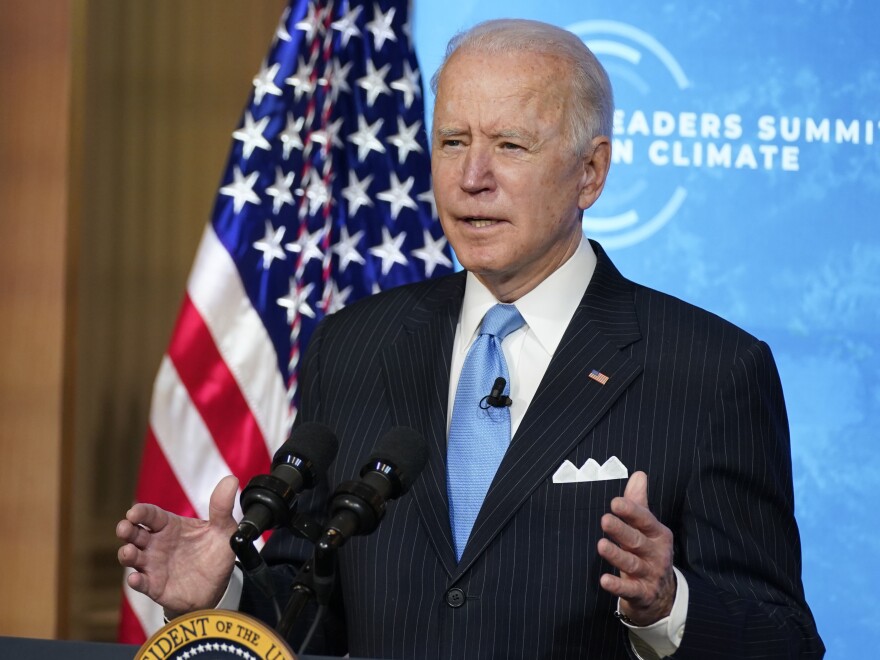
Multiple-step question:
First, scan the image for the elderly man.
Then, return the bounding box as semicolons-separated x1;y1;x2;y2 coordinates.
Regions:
118;18;823;659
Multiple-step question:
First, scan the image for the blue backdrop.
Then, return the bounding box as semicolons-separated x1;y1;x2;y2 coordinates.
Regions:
413;1;879;656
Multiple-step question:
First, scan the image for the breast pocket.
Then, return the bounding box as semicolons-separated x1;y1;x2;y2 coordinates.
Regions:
544;477;627;511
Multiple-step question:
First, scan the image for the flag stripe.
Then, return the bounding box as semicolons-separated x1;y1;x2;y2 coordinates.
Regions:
118;579;162;642
135;426;198;518
187;225;288;455
168;293;273;481
149;356;242;520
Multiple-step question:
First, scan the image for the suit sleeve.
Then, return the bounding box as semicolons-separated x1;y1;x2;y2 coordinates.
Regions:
674;340;824;658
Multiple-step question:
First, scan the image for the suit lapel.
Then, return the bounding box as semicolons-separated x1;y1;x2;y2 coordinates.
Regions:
380;273;465;577
456;244;644;575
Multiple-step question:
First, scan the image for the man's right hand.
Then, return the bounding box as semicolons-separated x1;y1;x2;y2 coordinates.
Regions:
116;475;239;618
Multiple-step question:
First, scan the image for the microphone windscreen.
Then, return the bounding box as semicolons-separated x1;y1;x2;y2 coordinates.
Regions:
273;422;339;474
368;427;429;494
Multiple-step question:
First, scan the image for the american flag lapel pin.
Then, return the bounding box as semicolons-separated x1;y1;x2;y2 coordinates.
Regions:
588;369;609;385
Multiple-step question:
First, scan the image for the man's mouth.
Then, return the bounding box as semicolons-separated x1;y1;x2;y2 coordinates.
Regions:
464;217;501;228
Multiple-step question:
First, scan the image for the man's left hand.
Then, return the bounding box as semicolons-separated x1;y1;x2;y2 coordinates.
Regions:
597;471;676;626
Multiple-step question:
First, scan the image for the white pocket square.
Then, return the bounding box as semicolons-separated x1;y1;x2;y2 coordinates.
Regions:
552;456;629;483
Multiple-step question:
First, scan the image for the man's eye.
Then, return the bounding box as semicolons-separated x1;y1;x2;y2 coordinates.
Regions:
501;142;523;150
443;139;462;148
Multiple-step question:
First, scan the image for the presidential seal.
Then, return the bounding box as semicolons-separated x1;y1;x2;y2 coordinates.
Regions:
136;610;295;660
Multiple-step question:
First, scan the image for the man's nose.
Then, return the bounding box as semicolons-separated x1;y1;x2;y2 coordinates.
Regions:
460;146;495;194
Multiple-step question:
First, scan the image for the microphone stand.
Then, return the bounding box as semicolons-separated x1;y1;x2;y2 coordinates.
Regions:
230;510;324;634
312;528;343;607
276;523;342;653
275;557;318;641
272;513;329;648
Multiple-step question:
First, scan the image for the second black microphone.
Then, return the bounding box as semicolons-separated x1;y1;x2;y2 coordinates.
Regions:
319;426;429;549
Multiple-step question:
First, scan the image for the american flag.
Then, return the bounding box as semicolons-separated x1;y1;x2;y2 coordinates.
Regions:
118;0;452;642
588;369;609;385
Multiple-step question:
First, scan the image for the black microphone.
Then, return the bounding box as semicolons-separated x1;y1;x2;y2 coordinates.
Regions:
481;376;512;408
311;428;428;607
234;422;339;544
319;427;429;548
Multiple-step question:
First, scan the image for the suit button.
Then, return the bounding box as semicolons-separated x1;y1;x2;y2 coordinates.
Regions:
445;587;466;608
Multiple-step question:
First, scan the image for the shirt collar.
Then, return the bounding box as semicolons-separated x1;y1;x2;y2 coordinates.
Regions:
460;235;597;354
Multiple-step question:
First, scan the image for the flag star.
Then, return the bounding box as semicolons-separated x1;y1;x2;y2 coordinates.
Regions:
232;112;272;159
369;226;408;275
308;116;345;153
252;61;282;104
377;172;418;219
348;115;386;162
330;5;363;47
341;171;374;215
266;167;295;214
303;174;332;215
275;6;291;42
390;60;421;109
366;4;397;51
332;226;366;270
372;282;382;295
285;226;325;265
325;280;353;314
285;56;317;101
413;230;452;277
295;2;325;43
278;280;316;321
388;117;423;164
417;188;438;218
253;221;287;269
357;59;391;107
324;59;353;102
279;113;305;159
219;167;260;213
402;18;413;42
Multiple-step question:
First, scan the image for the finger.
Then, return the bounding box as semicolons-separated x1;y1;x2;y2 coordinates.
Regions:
125;568;150;596
127;502;170;532
599;571;646;601
602;510;674;575
209;475;239;527
623;471;648;508
118;543;147;571
601;512;644;553
610;479;665;536
116;519;137;542
597;537;642;576
115;519;153;549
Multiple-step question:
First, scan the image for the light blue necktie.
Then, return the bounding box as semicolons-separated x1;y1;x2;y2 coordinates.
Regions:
448;303;525;560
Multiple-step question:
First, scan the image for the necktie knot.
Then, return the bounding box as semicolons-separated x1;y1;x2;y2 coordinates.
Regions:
480;304;525;341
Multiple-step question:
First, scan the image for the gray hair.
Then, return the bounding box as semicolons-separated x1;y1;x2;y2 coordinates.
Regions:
430;19;614;155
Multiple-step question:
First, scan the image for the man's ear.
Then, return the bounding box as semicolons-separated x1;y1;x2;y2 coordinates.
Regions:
578;136;612;210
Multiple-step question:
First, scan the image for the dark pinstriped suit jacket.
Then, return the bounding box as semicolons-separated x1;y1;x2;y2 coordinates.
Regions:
243;241;824;659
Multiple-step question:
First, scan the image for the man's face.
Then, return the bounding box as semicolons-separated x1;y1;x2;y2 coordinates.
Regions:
431;49;610;301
